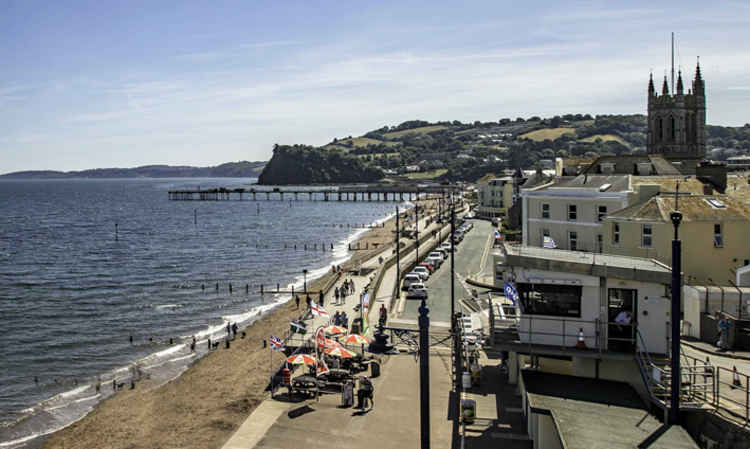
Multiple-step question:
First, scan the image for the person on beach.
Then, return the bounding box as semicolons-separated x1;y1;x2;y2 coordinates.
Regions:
356;376;374;409
190;336;196;351
295;295;300;309
333;311;341;326
207;337;212;350
341;312;349;329
231;323;238;338
306;294;311;309
226;323;231;336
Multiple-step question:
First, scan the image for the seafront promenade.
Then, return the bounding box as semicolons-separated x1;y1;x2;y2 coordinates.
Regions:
221;208;459;449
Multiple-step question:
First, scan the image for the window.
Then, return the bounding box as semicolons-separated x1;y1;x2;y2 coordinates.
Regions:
542;229;550;238
598;205;607;222
542;203;550;219
642;224;652;248
568;204;577;221
569;231;578;251
517;283;582;317
613;223;620;245
714;223;723;248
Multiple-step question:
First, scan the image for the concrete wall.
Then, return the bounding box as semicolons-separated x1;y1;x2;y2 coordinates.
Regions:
604;219;750;285
572;357;651;405
536;413;563;449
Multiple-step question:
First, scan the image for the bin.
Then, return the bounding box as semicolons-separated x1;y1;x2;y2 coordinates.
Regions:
462;372;472;390
461;399;476;424
370;361;381;378
350;318;362;335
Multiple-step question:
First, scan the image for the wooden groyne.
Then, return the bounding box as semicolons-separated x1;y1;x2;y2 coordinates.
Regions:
167;184;460;202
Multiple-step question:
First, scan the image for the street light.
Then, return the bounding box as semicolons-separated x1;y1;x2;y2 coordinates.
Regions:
303;269;308;293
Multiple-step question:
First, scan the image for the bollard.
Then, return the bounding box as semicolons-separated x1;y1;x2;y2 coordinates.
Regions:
330;243;334;250
292;285;295;295
216;282;219;291
261;285;264;295
277;283;280;292
246;284;249;293
229;283;232;294
263;339;267;348
226;339;230;349
304;244;307;251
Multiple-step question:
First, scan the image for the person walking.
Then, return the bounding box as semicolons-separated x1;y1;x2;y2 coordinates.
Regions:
334;287;340;305
379;304;388;327
295;295;300;309
717;316;731;350
319;291;324;307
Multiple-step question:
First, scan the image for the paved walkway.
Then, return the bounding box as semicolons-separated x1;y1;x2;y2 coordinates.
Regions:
221;205;457;449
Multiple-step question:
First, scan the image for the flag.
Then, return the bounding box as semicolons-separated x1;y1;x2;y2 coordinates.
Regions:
504;281;519;305
543;236;556;249
269;334;285;351
311;302;329;318
316;358;330;377
290;320;307;334
315;327;327;349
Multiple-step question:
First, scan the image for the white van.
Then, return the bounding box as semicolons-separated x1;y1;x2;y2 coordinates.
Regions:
402;273;422;290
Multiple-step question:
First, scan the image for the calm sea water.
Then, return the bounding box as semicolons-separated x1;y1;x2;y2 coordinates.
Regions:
0;178;402;448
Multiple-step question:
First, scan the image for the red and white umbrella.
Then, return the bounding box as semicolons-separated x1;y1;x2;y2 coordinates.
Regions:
323;325;347;335
324;337;343;349
286;354;317;366
324;346;356;358
343;334;371;345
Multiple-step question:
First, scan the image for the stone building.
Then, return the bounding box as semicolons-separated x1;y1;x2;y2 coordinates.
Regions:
647;61;706;160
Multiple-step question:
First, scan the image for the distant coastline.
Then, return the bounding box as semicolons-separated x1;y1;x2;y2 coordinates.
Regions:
0;161;266;179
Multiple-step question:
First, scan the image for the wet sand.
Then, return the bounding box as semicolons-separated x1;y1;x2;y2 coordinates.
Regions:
39;204;425;449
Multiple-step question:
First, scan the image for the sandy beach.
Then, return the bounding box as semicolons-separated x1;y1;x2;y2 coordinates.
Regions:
39;201;437;449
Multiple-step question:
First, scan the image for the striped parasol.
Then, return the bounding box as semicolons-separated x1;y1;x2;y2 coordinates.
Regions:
323;325;347;335
343;334;371;345
324;346;356;358
286;354;317;366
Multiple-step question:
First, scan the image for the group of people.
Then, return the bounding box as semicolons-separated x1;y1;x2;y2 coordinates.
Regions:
341;376;374;410
332;310;350;329
334;279;355;306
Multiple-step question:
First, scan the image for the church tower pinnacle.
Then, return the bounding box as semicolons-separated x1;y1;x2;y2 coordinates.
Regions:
647;53;706;160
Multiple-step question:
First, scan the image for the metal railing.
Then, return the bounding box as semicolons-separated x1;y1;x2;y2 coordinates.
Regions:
515;315;605;351
635;329;750;424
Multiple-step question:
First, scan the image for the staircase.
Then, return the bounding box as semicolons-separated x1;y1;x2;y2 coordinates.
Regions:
635;330;715;414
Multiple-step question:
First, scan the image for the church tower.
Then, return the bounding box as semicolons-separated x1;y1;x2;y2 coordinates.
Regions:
647;60;706;159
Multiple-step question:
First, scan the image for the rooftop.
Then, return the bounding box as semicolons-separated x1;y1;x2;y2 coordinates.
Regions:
606;194;750;222
631;176;707;195
726;175;750;205
534;174;631;193
582;155;682;176
523;370;699;449
498;243;672;284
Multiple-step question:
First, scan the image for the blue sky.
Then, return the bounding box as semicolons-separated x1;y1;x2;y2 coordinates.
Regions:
1;0;748;173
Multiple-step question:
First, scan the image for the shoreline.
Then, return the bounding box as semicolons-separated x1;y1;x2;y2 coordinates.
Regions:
27;206;407;449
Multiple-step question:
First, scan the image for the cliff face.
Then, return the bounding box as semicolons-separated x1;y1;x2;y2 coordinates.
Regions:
257;145;383;185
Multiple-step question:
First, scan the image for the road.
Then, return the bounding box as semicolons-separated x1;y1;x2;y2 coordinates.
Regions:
395;219;495;326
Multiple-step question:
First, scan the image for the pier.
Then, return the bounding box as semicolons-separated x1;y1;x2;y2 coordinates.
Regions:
167;183;460;202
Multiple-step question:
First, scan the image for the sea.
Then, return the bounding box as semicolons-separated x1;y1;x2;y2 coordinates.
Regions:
0;178;404;448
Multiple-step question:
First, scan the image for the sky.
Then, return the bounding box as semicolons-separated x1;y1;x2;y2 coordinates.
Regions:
1;0;749;173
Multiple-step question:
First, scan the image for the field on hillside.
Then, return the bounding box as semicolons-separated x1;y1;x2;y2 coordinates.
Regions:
519;127;576;141
580;134;630;146
404;169;447;179
382;125;448;139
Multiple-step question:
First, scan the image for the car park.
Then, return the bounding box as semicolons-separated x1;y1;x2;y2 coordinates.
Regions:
402;273;422;290
407;283;428;299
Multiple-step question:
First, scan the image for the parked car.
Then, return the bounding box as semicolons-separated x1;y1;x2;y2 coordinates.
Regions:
412;266;430;281
429;251;446;261
433;248;448;259
407;283;428;299
441;242;454;252
426;256;442;269
418;261;435;273
402;273;422;290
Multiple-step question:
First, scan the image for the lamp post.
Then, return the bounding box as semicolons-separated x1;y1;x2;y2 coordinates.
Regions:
396;207;400;292
303;269;308;293
669;204;683;425
418;295;430;449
